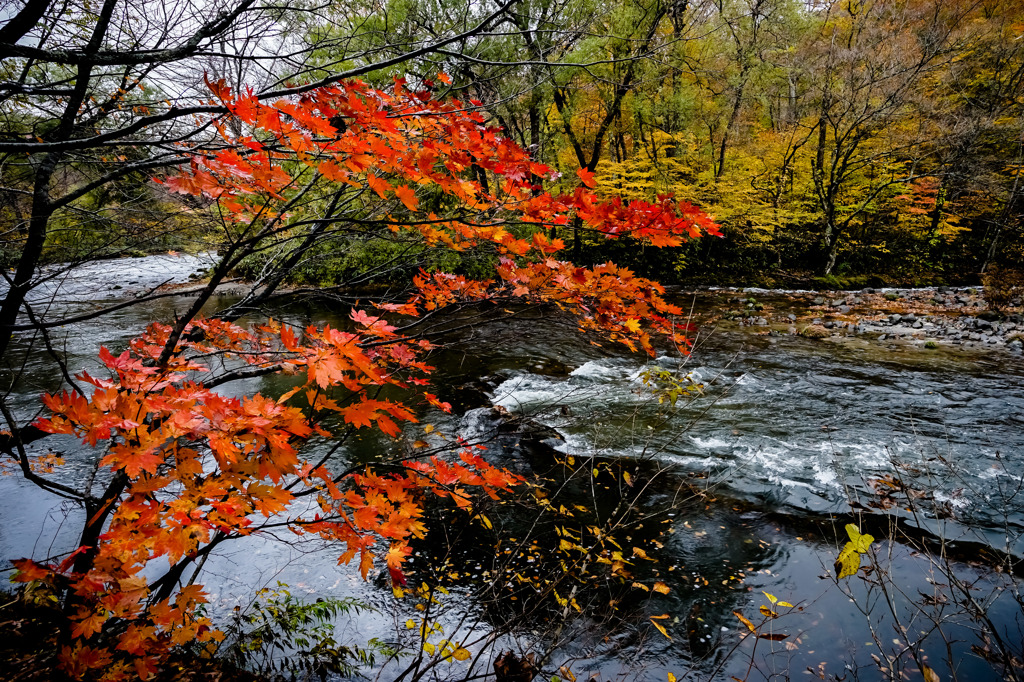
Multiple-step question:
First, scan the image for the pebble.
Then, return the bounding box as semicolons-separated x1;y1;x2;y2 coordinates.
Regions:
713;286;1021;353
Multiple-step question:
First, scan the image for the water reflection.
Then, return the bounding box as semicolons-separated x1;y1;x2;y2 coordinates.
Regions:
1;258;1021;680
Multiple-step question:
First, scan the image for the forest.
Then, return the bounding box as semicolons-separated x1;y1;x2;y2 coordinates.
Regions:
1;0;1023;681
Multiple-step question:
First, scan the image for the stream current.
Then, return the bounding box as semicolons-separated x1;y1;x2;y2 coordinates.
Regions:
1;255;1022;681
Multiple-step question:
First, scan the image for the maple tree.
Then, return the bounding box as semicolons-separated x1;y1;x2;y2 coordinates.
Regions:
6;74;719;680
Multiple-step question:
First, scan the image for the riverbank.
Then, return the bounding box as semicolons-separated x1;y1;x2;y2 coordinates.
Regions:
705;286;1024;352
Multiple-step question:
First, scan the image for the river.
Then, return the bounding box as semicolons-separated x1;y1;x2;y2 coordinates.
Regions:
1;255;1021;681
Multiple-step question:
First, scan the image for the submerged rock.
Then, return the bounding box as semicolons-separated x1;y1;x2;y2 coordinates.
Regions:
800;324;830;339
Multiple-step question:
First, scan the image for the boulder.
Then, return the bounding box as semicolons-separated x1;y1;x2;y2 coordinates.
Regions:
800;324;830;339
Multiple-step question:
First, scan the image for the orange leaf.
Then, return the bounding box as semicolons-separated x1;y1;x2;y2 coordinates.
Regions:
71;611;107;640
733;610;756;633
367;173;392;199
395;184;418;211
576;167;597;188
10;558;50;582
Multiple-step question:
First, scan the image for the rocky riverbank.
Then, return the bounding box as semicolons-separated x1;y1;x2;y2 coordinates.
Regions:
708;286;1024;353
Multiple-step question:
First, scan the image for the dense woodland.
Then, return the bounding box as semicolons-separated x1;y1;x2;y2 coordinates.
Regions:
1;1;1024;681
3;0;1023;293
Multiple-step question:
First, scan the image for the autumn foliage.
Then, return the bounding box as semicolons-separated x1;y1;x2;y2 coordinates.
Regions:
10;75;718;680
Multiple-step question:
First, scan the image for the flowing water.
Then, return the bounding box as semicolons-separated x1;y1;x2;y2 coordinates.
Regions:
2;256;1022;681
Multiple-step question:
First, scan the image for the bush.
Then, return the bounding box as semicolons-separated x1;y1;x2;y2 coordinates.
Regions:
982;264;1024;311
220;584;392;680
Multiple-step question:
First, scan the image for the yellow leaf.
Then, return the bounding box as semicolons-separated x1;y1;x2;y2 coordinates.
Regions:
423;642;435;655
413;440;429;448
623;471;632;486
777;601;794;608
763;591;778;605
835;544;861;579
846;523;875;553
922;665;940;682
632;582;650;591
623;318;641;333
479;515;492;530
405;619;416;629
733;610;756;633
653;582;671;595
835;524;875;579
452;647;471;661
650;617;672;640
759;605;778;619
668;674;677;682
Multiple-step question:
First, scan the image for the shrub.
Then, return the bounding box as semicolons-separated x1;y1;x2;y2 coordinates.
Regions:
982;264;1024;311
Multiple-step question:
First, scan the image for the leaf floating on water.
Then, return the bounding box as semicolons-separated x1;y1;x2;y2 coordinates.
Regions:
733;610;756;633
758;632;789;641
650;616;672;640
653;581;671;594
922;665;940;682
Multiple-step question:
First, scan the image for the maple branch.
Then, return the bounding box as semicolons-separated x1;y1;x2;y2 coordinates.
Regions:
20;300;84;396
0;104;221;154
0;400;85;502
0;279;244;332
154;172;322;367
218;190;345;322
50;154;190;210
149;534;228;603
